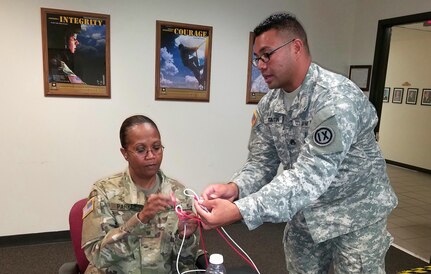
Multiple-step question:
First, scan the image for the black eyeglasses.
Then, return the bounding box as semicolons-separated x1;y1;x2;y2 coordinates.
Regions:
252;39;296;67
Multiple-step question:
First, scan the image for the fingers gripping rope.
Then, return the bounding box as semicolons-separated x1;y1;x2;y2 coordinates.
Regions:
173;190;207;274
173;189;261;274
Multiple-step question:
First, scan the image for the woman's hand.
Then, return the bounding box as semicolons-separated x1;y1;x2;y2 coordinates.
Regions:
137;194;173;223
177;210;198;238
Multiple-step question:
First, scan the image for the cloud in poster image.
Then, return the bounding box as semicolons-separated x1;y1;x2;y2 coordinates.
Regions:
160;73;200;90
160;47;179;76
160;51;202;90
160;72;173;86
251;75;269;94
184;75;199;89
78;25;106;56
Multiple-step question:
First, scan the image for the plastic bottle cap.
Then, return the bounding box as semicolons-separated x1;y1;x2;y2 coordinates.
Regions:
209;253;224;264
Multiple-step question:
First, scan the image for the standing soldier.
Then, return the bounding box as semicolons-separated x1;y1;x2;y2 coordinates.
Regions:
196;12;397;274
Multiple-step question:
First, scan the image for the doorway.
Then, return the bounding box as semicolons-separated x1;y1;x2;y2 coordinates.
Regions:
369;11;431;173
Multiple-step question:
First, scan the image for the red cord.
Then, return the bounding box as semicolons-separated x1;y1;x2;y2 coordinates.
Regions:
172;194;209;268
198;222;209;267
215;227;255;268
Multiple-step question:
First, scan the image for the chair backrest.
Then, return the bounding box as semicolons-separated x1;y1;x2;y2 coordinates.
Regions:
69;198;89;273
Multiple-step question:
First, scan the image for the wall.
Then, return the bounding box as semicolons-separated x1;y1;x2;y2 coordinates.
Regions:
379;27;431;169
350;0;431;170
350;0;431;65
0;0;356;236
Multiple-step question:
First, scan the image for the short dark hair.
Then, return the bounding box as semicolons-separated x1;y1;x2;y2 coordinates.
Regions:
253;12;310;54
119;115;160;148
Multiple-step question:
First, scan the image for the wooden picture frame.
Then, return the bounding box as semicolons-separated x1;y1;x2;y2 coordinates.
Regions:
421;88;431;106
405;88;418;105
392;87;404;104
155;20;212;102
349;65;372;91
383;87;390;103
246;32;269;104
41;8;110;98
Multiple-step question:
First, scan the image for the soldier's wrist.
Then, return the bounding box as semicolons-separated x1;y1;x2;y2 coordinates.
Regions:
137;212;149;224
227;182;240;200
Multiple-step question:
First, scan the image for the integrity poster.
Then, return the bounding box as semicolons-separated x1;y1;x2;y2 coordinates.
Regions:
41;8;110;97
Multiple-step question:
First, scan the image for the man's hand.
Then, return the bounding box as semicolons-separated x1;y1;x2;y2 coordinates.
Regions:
194;198;242;229
138;194;173;223
201;183;239;202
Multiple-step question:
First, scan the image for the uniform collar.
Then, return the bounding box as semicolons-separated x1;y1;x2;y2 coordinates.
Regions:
271;63;316;119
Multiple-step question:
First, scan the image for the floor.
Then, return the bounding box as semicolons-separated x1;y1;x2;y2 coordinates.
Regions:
386;164;431;262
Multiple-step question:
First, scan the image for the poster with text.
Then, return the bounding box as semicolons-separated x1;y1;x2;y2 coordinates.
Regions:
155;20;212;102
41;8;110;97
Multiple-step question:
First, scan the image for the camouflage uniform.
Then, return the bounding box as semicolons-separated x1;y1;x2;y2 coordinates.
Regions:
232;63;398;273
82;169;199;274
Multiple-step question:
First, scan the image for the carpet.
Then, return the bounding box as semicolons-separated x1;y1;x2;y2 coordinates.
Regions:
0;222;428;274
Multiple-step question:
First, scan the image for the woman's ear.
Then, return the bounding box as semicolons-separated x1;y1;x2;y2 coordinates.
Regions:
120;147;128;160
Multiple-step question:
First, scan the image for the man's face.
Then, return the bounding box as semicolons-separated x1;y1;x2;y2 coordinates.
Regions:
253;29;296;91
121;123;163;181
68;34;79;54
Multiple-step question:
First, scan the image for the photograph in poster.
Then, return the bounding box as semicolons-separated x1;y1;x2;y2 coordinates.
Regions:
155;21;212;101
41;8;110;97
246;32;269;104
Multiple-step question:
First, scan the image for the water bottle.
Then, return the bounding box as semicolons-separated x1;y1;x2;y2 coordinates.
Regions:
206;253;227;274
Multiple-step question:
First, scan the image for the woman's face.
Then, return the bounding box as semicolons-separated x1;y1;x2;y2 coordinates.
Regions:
68;33;79;53
121;123;163;181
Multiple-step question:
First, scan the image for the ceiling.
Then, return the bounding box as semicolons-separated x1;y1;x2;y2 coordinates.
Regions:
395;21;431;32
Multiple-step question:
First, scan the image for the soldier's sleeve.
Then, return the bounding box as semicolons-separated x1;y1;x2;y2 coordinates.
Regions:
81;185;153;269
171;188;200;271
235;94;363;230
231;108;281;197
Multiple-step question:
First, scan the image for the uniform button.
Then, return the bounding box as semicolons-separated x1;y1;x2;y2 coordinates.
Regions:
290;139;296;145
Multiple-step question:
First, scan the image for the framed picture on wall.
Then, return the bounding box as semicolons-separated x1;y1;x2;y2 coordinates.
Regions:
406;88;418;105
383;87;390;103
392;88;404;104
155;20;212;102
41;8;111;98
349;65;372;91
421;88;431;106
246;32;269;104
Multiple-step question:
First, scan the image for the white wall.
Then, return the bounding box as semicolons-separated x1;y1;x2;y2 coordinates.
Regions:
380;27;431;170
0;0;356;236
350;0;431;66
0;0;428;237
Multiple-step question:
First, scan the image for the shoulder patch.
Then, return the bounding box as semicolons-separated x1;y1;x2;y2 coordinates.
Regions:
313;126;334;146
88;189;98;199
251;110;257;128
82;197;95;219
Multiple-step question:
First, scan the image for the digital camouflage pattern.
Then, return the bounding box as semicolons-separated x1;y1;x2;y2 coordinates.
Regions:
284;212;392;273
232;63;398;243
82;169;199;274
